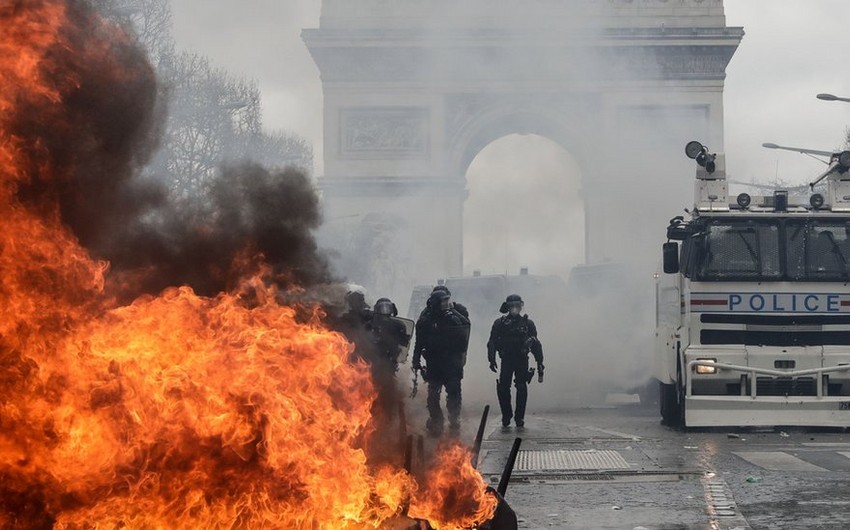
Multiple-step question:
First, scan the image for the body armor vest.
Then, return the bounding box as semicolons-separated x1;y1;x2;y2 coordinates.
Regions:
496;315;530;354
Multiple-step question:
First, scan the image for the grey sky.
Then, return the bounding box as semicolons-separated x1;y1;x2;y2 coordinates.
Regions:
170;1;850;183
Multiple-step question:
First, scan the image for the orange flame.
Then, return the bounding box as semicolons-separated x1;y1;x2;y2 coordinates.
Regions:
409;443;500;530
0;2;497;529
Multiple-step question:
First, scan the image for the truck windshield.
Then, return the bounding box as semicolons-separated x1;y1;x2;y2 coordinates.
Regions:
687;219;850;282
693;221;781;281
786;220;850;281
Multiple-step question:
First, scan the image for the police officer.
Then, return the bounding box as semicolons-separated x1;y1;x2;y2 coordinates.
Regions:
341;290;372;330
413;289;471;436
487;294;544;430
365;297;412;426
336;290;374;359
371;297;410;373
419;285;469;318
419;285;469;368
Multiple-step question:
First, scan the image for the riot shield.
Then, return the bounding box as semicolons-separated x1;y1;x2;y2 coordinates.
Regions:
391;316;415;364
445;319;471;364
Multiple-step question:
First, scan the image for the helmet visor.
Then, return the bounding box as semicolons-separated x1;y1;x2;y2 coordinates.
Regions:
375;300;394;316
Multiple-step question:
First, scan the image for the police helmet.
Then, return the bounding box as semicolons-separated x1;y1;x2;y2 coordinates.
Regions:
428;288;451;308
499;294;524;314
374;297;398;317
345;290;367;311
432;285;451;296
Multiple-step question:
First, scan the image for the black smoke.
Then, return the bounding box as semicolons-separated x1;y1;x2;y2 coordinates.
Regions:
107;163;333;297
10;0;163;246
8;0;331;300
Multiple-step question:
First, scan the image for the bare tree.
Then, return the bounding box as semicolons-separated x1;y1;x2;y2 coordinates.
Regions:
90;0;174;63
91;0;313;199
160;51;263;197
247;131;314;173
160;53;313;197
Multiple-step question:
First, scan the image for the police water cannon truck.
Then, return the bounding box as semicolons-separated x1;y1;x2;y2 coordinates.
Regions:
656;141;850;427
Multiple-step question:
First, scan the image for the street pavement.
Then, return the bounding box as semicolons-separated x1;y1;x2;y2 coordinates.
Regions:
474;401;850;530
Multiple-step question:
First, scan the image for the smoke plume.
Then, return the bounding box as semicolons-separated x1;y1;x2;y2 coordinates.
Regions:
106;163;332;298
6;0;331;302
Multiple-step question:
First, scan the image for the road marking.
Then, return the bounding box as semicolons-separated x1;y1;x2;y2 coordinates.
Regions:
733;451;827;472
702;473;751;529
837;451;850;461
538;417;642;441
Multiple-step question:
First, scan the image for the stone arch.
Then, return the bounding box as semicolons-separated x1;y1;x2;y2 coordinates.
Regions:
463;131;586;275
449;104;589;180
304;0;743;302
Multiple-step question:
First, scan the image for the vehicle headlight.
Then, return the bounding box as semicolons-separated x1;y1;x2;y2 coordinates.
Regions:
695;359;718;374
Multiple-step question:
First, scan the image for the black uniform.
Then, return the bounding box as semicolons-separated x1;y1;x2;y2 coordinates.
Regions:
487;313;544;427
337;305;373;362
413;293;471;435
368;302;411;426
371;313;410;373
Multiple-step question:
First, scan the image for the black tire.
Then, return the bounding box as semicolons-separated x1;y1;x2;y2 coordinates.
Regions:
637;379;660;407
659;382;681;427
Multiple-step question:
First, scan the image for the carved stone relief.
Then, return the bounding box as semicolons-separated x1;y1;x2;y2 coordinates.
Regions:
324;0;723;13
321;0;726;23
340;108;429;158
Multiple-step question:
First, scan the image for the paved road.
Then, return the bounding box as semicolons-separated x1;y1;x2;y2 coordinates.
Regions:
474;403;850;530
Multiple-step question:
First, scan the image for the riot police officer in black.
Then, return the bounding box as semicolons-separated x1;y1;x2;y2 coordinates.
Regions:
418;285;469;320
371;297;409;373
487;294;544;429
367;297;411;427
413;289;471;436
337;290;374;360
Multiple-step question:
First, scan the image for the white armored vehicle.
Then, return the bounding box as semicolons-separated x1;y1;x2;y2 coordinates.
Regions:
656;141;850;427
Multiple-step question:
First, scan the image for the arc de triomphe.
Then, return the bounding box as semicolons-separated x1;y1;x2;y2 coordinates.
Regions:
304;0;742;300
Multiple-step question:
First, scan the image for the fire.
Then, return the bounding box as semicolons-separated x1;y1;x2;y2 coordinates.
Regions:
409;444;500;530
0;1;496;528
40;283;414;528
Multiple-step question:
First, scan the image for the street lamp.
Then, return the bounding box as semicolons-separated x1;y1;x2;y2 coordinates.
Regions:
761;142;834;157
817;93;850;103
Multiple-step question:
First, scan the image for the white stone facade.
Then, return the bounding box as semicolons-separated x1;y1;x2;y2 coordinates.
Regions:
304;0;741;302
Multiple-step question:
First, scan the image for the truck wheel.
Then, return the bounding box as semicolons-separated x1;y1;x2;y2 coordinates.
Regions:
659;382;681;427
637;379;659;407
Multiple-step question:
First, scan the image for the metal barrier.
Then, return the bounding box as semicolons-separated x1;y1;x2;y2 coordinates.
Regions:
686;360;850;398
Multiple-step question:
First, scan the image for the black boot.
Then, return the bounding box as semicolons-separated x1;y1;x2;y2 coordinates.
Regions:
496;379;513;428
426;418;444;438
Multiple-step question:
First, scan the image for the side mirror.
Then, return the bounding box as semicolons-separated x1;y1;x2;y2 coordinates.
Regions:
663;242;680;274
666;216;691;241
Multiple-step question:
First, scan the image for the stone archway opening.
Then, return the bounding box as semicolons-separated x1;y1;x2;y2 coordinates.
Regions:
305;1;743;298
463;134;584;278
